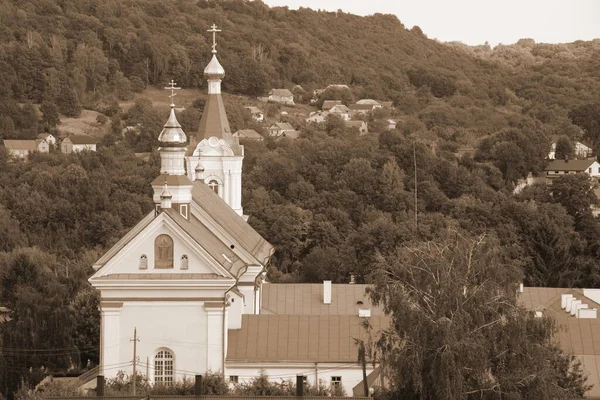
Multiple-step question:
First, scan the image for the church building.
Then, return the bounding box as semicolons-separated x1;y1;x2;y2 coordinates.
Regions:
89;25;384;395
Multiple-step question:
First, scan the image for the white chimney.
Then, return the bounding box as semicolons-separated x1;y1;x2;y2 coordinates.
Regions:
561;294;573;309
323;281;332;304
578;308;598;319
565;296;575;313
519;283;524;293
570;300;582;316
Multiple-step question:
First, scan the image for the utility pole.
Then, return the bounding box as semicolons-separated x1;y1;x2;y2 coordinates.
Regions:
146;356;149;379
413;142;418;228
130;327;139;396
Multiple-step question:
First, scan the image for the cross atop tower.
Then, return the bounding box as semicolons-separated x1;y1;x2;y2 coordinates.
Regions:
208;23;221;54
164;79;181;106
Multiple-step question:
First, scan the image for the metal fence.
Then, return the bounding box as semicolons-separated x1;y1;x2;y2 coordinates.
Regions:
43;397;368;400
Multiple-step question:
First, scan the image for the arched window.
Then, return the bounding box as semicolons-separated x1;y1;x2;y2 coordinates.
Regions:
139;254;148;270
154;349;174;385
155;235;173;269
208;180;219;194
181;254;189;270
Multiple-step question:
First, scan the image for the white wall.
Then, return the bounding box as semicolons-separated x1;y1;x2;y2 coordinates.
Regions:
225;363;376;396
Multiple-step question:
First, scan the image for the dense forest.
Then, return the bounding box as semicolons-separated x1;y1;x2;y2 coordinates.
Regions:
1;0;600;398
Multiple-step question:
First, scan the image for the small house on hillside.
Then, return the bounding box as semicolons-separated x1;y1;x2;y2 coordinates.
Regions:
306;111;329;124
234;129;264;141
544;159;600;184
268;122;296;137
330;104;351;121
322;100;342;111
345;120;368;135
3;139;49;161
61;135;97;154
244;106;264;122
267;89;294;105
349;103;380;115
37;133;56;146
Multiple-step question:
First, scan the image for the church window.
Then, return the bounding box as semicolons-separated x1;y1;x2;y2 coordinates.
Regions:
154;349;174;385
208;180;219;194
180;204;188;219
155;235;174;269
139;254;148;270
181;254;189;270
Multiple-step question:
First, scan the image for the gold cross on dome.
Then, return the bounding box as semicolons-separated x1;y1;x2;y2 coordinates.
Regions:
164;79;181;105
208;23;221;53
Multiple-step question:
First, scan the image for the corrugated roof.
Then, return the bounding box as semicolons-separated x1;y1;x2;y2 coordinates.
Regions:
261;283;384;316
151;174;193;187
3;140;37;150
520;287;600;397
191;181;273;265
270;122;295;131
544;159;596;172
227;314;389;363
322;100;342;110
234;130;263;140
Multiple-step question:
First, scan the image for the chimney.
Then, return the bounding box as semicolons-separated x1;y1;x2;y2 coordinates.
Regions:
323;281;332;304
349;272;356;284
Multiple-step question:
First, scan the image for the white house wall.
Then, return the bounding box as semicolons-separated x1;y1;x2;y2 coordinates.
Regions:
225;363;376;396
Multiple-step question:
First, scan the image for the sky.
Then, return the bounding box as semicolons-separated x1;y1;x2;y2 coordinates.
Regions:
261;0;600;46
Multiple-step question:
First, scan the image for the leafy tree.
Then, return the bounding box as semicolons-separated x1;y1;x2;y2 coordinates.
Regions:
369;231;589;399
57;86;81;118
554;136;574;160
549;174;599;227
39;102;60;129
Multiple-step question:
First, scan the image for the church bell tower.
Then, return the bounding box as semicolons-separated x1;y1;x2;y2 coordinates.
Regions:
185;24;244;217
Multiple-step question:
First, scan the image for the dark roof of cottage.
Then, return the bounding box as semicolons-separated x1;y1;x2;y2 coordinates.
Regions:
544;159;596;171
66;135;96;145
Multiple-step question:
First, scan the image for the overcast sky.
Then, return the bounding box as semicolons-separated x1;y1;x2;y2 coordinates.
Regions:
261;0;600;46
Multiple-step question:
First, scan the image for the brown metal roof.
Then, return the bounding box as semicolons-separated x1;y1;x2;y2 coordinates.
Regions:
544;159;596;172
151;174;193;187
520;287;600;397
261;283;384;316
187;94;241;156
227;314;389;363
270;89;293;97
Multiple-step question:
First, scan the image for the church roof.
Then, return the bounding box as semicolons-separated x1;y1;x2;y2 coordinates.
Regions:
158;107;187;146
190;181;273;265
187;94;241;156
227;314;389;363
93;273;223;280
260;283;384;316
204;54;225;80
151;174;193;187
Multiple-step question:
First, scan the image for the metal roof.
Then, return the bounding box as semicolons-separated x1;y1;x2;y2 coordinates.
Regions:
544;159;596;172
3;140;37;150
227;314;389;363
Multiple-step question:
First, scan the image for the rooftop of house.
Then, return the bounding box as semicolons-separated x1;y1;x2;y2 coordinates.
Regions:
270;89;293;97
244;106;262;114
65;135;96;145
322;100;342;110
234;129;263;140
3;140;38;151
544;159;597;172
270;122;295;131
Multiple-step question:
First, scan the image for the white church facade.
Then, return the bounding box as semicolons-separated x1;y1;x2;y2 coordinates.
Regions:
89;25;384;395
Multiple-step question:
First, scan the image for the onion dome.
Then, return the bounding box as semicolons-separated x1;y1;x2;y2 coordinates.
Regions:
204;54;225;80
158;106;187;146
195;163;204;173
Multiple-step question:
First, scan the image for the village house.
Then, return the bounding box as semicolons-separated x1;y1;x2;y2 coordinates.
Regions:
61;135;97;154
349;103;378;115
89;29;378;394
544;158;600;184
306;111;329;124
322;100;342;111
266;89;294;105
3;139;49;161
37;133;57;146
244;106;264;122
233;129;264;141
329;104;351;121
345;120;369;135
268;122;297;137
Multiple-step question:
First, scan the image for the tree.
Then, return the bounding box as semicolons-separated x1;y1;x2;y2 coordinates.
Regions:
368;231;589;399
57;85;81;118
554;136;574;160
549;174;598;227
39;101;60;129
